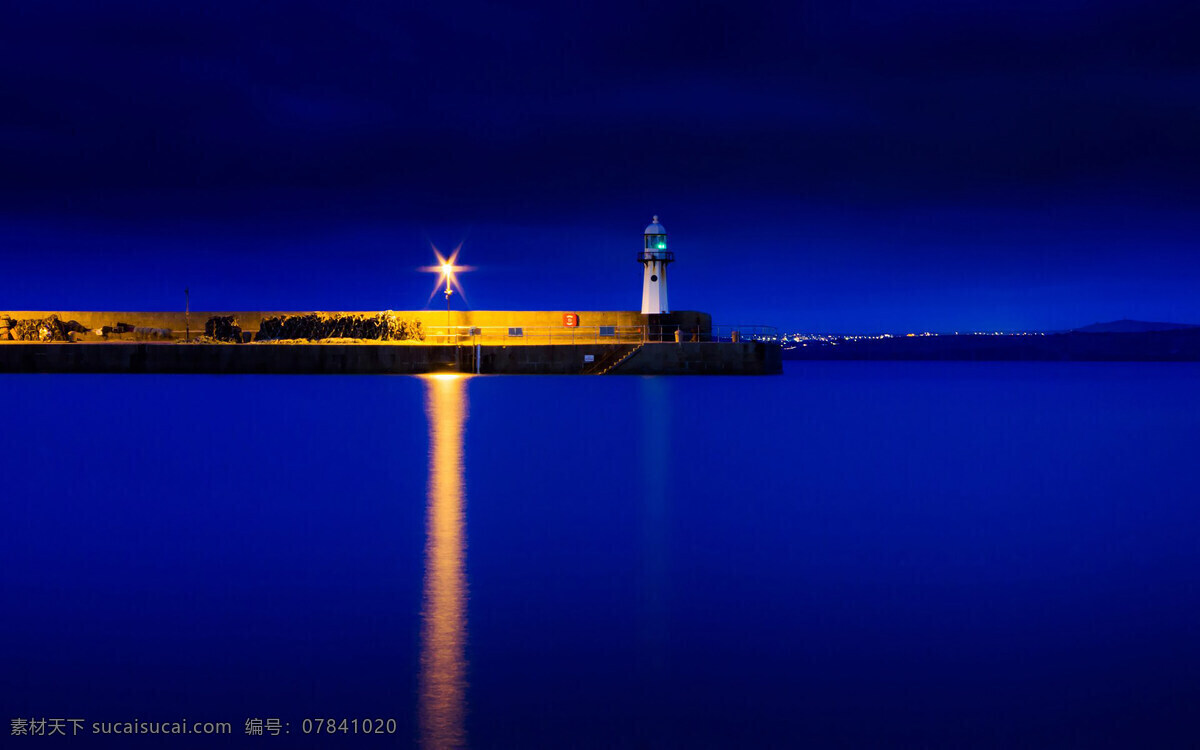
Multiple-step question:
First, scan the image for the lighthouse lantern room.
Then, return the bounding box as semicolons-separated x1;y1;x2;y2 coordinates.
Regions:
639;215;673;314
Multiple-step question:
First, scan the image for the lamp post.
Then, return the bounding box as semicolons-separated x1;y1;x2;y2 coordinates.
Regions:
423;247;469;346
442;262;453;343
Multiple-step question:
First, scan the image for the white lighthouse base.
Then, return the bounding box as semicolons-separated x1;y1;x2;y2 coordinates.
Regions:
641;261;669;314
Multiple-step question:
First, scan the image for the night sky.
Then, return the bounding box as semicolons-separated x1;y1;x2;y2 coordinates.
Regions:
3;1;1198;332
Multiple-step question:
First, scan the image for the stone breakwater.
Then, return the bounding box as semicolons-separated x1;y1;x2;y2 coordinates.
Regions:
0;314;172;342
0;309;780;374
1;310;712;340
0;341;781;375
1;314;89;342
254;313;425;342
201;312;426;343
0;312;425;344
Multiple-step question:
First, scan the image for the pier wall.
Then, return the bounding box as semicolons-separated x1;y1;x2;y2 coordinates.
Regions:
0;341;780;375
612;341;782;374
0;309;782;374
1;310;711;337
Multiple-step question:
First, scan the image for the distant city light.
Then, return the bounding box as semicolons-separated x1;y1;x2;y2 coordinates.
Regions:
777;329;1049;350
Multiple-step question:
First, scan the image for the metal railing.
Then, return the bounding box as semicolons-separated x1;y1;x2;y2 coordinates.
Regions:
424;324;780;345
708;325;781;343
637;250;675;263
424;326;647;345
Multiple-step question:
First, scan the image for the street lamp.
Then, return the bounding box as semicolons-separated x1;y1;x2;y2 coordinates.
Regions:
442;262;454;337
422;245;471;344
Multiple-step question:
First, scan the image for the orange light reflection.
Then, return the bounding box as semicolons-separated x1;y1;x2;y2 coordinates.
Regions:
419;374;469;749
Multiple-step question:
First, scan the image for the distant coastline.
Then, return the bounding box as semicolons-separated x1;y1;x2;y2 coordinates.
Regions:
784;322;1200;362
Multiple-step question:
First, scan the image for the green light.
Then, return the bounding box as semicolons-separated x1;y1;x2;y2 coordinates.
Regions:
657;243;666;249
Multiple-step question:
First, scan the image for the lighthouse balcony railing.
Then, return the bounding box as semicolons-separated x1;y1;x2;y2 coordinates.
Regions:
423;324;778;345
637;250;674;263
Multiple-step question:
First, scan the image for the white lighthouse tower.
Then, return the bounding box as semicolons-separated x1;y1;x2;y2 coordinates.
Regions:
639;215;673;314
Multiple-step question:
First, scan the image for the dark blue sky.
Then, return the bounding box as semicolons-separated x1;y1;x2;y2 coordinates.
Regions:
3;1;1198;331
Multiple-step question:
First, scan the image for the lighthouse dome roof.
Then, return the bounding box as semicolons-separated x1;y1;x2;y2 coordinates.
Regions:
644;215;666;235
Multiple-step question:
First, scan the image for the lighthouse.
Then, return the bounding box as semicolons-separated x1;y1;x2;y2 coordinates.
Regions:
639;215;673;314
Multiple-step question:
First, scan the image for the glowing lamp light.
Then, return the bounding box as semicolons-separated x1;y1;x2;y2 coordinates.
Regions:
420;244;473;304
421;244;476;341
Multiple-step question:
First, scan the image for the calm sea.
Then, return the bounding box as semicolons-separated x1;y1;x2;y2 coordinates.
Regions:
3;363;1199;748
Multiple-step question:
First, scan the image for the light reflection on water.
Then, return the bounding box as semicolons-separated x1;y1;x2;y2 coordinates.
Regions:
419;374;468;749
638;378;669;676
3;366;1200;747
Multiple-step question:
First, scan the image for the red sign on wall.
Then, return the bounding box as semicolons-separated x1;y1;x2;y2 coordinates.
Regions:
562;313;579;327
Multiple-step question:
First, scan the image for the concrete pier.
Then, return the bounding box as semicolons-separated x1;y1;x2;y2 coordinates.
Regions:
0;309;781;375
0;309;712;339
0;341;780;375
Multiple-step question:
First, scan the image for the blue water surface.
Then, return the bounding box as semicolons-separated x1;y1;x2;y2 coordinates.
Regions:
2;362;1199;748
